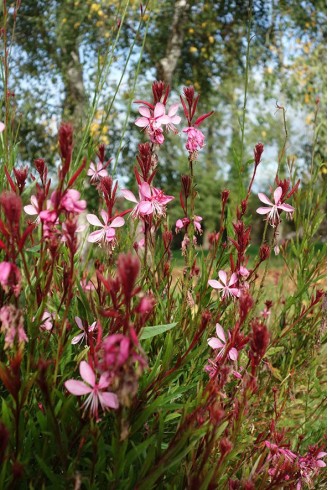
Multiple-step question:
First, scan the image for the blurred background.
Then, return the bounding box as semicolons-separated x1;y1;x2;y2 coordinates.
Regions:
2;0;327;247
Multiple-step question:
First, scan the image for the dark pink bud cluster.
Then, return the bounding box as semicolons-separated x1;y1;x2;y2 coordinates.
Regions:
249;319;270;369
254;142;264;166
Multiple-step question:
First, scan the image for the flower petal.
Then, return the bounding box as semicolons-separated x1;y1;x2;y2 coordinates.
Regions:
87;230;105;243
98;373;110;389
229;288;240;298
65;379;92;396
154;102;165;119
218;270;227;286
168;103;180;117
75;316;83;330
228;273;238;286
138;106;151;118
99;392;119;409
215;323;226;343
256;207;271;215
278;203;294;213
135;117;149;128
24;205;38;215
229;348;238;361
71;332;85;345
140;182;152;199
208;337;224;349
208;279;223;289
139;201;153;215
273;187;282;204
100;210;108;224
79;361;95;387
258;193;273;206
87;214;103;227
121;189;138;203
110;217;125;228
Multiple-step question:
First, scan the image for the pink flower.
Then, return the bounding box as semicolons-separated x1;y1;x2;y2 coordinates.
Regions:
71;317;97;345
64;361;119;418
24;195;41;223
265;441;297;463
121;182;174;219
207;323;238;361
51;189;86;214
165;103;181;133
40;311;54;331
257;186;294;226
86;211;124;243
175;215;202;234
0;262;21;296
0;305;27;349
208;270;240;298
87;162;108;182
135;102;171;144
182;127;205;152
296;449;327;489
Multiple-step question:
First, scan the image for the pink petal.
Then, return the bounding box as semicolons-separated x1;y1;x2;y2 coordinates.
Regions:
138;106;151;118
278;203;294;212
154;102;165;118
218;270;227;286
24;205;38;215
228;273;238;286
71;332;85;345
208;337;224;349
138;201;153;215
258;193;273;206
317;452;327;458
99;392;119;409
135;117;149;128
0;122;5;132
168;103;180;117
170;115;181;125
99;169;108;177
100;210;108;224
65;379;92;396
87;229;105;243
121;189;138;203
208;279;223;289
98;373;110;389
31;195;38;208
140;182;152;199
75;316;83;330
87;214;103;227
110;216;125;228
229;348;238;361
229;288;240;298
316;460;326;467
105;228;116;241
273;187;282;204
79;361;95;387
256;207;271;215
215;323;226;343
156;115;171;125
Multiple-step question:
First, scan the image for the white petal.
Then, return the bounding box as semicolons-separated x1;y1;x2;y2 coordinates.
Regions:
218;270;227;286
258;193;273;206
80;361;95;387
215;323;226;343
87;214;103;227
273;187;282;204
110;217;125;228
121;189;138;203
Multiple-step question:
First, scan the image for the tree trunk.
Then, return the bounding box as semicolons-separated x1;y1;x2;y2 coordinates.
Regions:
156;0;190;86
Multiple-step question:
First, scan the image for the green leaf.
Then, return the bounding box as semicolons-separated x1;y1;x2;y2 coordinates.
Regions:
139;322;177;340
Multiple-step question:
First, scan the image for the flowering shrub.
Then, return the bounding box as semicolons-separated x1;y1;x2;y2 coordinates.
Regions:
0;80;326;489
